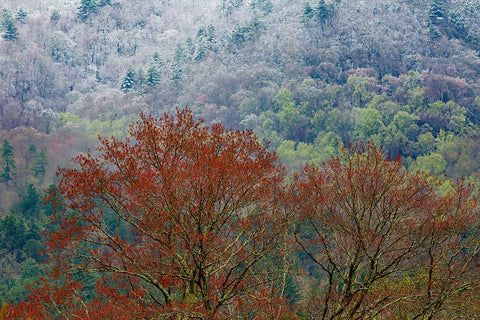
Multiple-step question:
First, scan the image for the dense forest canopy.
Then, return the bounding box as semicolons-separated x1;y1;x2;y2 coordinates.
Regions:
6;110;480;319
1;0;480;317
0;0;479;180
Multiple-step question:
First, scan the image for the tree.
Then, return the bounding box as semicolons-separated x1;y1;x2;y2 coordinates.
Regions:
50;9;60;22
430;0;446;23
77;0;98;21
1;139;15;183
8;110;293;319
120;67;136;91
146;65;160;86
15;10;27;23
32;148;47;180
293;143;480;319
353;107;385;145
98;0;112;6
0;214;26;253
12;184;41;219
382;181;480;319
1;10;18;41
315;0;335;24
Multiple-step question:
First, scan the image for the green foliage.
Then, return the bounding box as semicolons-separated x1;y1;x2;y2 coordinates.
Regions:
1;139;15;183
347;76;374;107
239;96;260;118
230;18;265;44
408;87;425;111
246;72;480;179
146;65;160;86
0;215;26;252
313;131;341;161
277;140;322;168
11;184;41;219
414;132;436;155
410;152;447;175
84;114;135;137
58;112;81;125
354;107;385;143
32;148;48;179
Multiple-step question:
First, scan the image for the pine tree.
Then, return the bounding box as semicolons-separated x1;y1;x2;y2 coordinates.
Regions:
1;10;19;41
14;184;41;219
98;0;112;6
15;9;27;23
1;139;15;183
147;65;160;86
50;9;60;22
430;0;446;22
315;0;334;23
26;144;36;162
120;67;136;91
32;148;47;179
304;3;314;19
77;0;98;21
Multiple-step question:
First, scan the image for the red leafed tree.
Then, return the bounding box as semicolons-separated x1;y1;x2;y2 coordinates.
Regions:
7;109;294;319
292;143;480;319
382;180;480;320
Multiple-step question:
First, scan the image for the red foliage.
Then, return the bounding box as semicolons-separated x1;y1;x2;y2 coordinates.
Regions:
293;143;480;319
7;109;290;319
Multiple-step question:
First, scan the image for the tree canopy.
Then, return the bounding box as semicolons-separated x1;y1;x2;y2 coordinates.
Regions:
5;112;480;319
6;109;293;319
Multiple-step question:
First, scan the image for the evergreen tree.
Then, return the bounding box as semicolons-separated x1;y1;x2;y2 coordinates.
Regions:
1;10;19;41
26;144;36;162
206;25;217;49
315;0;334;23
32;148;47;179
120;67;136;91
77;0;98;21
304;3;314;19
430;0;446;22
147;65;160;86
15;9;27;23
194;43;208;61
98;0;112;6
50;9;60;22
1;139;15;183
0;215;26;253
15;184;41;219
152;52;161;65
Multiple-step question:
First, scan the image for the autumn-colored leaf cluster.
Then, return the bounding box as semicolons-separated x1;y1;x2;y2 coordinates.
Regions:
6;111;480;319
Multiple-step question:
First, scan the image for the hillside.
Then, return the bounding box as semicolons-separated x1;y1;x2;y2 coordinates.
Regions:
1;0;480;314
0;0;479;205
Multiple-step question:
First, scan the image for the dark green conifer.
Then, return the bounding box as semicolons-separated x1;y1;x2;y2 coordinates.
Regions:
77;0;98;21
32;148;47;179
430;0;446;22
1;139;15;183
1;10;19;41
121;67;136;91
147;65;160;86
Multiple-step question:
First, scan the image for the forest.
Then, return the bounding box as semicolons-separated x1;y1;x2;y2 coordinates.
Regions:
1;0;480;318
